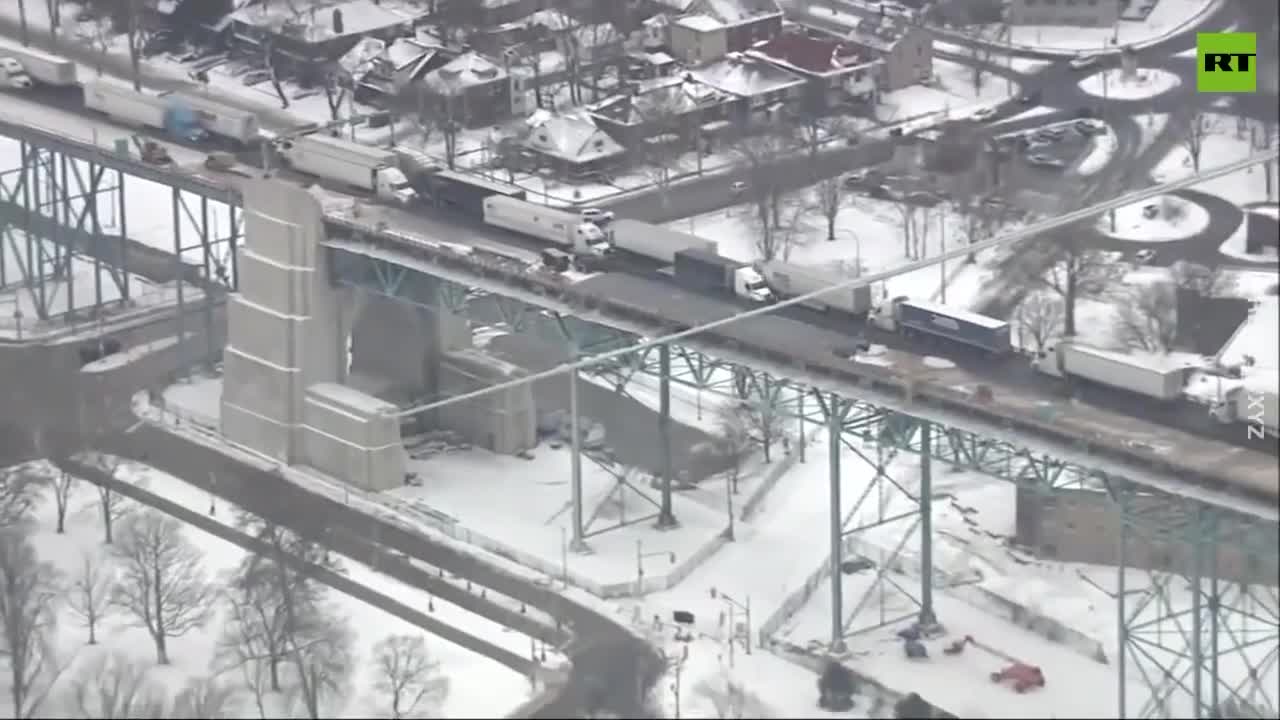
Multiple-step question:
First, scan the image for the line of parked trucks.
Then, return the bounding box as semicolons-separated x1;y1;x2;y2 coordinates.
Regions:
7;46;1275;440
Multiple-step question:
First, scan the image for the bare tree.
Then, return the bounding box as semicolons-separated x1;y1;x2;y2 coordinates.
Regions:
814;178;846;243
1181;112;1219;174
67;548;114;645
1112;281;1178;353
1025;235;1120;337
110;510;215;664
122;0;149;93
47;470;74;534
892;200;922;260
285;604;356;720
715;405;753;496
94;454;129;545
45;0;63;41
67;651;165;720
0;526;67;719
541;5;584;105
0;463;42;528
87;15;114;77
17;0;30;45
372;634;450;719
1170;260;1235;298
322;63;351;124
695;668;764;719
733;130;794;257
1014;293;1063;353
169;675;240;719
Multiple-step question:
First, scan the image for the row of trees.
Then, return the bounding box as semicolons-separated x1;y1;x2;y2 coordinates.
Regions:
0;463;450;719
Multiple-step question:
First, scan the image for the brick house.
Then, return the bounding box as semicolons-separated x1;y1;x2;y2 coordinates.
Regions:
747;30;879;113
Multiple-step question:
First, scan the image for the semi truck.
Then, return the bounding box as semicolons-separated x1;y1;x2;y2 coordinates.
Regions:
1031;340;1191;400
871;297;1010;354
1209;384;1279;438
761;260;873;316
0;44;75;86
609;219;715;264
672;248;774;303
178;90;261;145
418;168;526;217
482;195;612;256
0;57;32;89
276;133;415;204
83;81;208;142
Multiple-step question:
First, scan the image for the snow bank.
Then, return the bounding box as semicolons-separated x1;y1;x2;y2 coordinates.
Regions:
1076;127;1119;176
1096;195;1209;242
1078;67;1181;100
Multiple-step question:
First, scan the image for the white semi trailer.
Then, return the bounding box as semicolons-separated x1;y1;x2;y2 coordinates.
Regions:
482;195;612;255
761;260;873;315
609;219;715;264
0;57;32;88
277;133;414;204
1210;383;1279;438
178;91;261;144
1032;340;1191;400
0;44;75;85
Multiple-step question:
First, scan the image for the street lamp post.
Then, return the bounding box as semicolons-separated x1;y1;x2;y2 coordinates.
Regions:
710;587;751;666
636;539;676;595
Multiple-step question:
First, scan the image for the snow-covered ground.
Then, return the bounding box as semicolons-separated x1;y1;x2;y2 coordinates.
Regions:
1096;194;1210;242
878;59;1021;123
1077;67;1182;100
5;458;535;719
1076;126;1119;176
1150;114;1278;206
1216;294;1279;371
1135;112;1170;157
996;0;1218;53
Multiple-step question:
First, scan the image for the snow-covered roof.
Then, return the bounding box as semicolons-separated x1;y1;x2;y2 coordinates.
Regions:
696;0;781;23
590;75;732;125
230;0;424;42
675;14;724;33
337;36;386;78
522;110;626;165
423;52;507;91
748;30;875;76
689;54;804;98
847;14;916;53
383;37;447;73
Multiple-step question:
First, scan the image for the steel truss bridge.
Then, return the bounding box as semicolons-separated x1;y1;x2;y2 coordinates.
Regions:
1;116;1276;718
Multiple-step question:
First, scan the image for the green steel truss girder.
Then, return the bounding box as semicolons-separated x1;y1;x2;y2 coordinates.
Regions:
0;143;128;319
329;247;441;308
172;187;237;286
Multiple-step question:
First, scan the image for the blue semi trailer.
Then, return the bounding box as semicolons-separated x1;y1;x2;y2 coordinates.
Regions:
871;296;1011;354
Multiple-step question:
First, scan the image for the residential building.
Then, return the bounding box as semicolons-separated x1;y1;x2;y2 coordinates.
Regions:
662;0;784;63
624;51;680;81
226;0;426;81
846;14;932;90
521;110;628;175
748;30;879;112
355;36;457;103
421;52;512;128
689;53;806;124
1006;0;1123;27
524;11;626;68
434;0;538;27
588;74;736;146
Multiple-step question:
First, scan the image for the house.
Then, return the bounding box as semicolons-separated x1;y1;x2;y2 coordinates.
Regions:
689;53;805;124
1006;0;1122;27
354;36;457;103
521;110;627;175
147;0;234;43
845;13;932;90
624;51;680;81
434;0;539;28
748;30;879;112
525;11;626;68
226;0;426;81
421;52;512;128
663;0;784;63
588;74;735;147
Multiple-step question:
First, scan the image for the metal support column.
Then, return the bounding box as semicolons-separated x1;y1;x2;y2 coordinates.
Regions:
116;169;130;302
829;393;846;653
918;423;935;625
172;186;185;371
657;342;676;528
797;386;806;463
569;366;588;553
1118;511;1129;719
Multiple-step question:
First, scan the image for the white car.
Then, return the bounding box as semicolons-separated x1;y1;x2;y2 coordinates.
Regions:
971;107;999;122
1069;54;1101;71
730;180;749;196
580;207;614;225
1026;154;1066;169
1134;249;1157;264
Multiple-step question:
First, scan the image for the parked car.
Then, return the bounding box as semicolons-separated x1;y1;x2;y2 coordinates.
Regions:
1026;154;1066;169
1134;249;1157;264
971;107;999;122
580;207;615;225
1018;89;1043;105
1074;119;1107;136
1069;54;1101;71
730;180;749;197
1033;127;1068;142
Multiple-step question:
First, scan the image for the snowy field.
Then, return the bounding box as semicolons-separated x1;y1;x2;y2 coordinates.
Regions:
1150;113;1278;207
1075;126;1119;176
1219;205;1280;263
1076;67;1181;100
878;59;1021;123
994;0;1218;53
2;459;535;719
1096;194;1210;242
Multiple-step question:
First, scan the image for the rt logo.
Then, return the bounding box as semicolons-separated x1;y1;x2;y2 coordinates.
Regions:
1197;32;1256;93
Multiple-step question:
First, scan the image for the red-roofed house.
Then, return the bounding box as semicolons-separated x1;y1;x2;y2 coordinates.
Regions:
748;30;879;112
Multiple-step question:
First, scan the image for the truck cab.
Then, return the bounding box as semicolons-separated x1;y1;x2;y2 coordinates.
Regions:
869;296;906;332
575;222;613;255
735;266;774;303
1031;341;1066;378
374;167;416;205
163;100;208;142
0;57;33;89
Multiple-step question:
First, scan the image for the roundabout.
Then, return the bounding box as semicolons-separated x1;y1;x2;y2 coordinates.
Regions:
1077;67;1182;100
1097;194;1210;242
